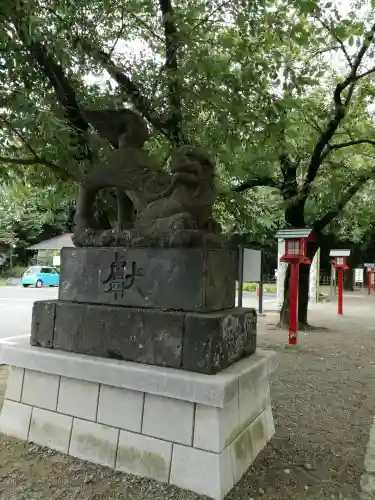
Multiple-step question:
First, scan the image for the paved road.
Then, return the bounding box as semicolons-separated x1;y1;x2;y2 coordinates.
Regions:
0;286;277;347
0;286;58;345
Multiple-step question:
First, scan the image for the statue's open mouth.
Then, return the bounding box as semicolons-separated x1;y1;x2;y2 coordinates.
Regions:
172;161;201;184
172;168;200;186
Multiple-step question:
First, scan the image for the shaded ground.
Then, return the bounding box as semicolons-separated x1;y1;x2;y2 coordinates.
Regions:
0;293;374;500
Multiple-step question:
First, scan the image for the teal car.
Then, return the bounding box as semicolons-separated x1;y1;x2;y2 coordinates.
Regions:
21;266;60;288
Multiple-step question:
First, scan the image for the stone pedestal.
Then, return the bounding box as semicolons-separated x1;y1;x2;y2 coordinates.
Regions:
31;300;256;374
59;247;237;311
0;341;277;500
0;245;277;498
30;247;257;374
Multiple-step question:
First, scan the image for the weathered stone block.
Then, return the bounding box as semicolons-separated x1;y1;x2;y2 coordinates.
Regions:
230;425;253;483
116;430;172;483
30;299;257;374
5;367;24;402
237;354;269;390
53;301;184;368
239;385;260;430
193;394;240;453
0;400;32;440
21;369;60;411
264;405;276;442
57;376;99;421
97;385;144;433
170;444;234;500
30;300;56;348
250;411;267;460
182;308;257;374
58;247;236;312
69;418;119;468
255;376;271;413
29;408;72;453
142;393;195;445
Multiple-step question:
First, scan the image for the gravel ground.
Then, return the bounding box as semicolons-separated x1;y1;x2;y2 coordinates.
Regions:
0;293;374;500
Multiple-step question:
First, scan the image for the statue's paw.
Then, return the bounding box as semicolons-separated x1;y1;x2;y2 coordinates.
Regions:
202;232;222;246
97;230;116;246
167;229;221;248
169;212;196;231
72;228;97;247
115;230;135;246
204;218;222;234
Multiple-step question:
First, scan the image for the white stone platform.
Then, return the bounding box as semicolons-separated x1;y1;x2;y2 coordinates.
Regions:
0;341;277;500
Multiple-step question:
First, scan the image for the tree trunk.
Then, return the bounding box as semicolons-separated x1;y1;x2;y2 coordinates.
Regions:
344;268;354;291
298;263;310;325
279;241;318;328
279;265;291;327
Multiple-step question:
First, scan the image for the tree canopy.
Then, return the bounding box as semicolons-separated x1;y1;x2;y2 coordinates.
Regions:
0;180;74;258
1;0;375;262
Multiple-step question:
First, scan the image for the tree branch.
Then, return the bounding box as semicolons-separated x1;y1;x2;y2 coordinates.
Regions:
315;16;353;68
0;156;50;166
12;7;92;165
294;103;324;134
310;44;341;59
323;138;375;157
301;21;375;201
355;66;375;81
0;117;38;159
24;41;91;162
109;6;126;56
75;36;172;138
349;25;375;79
313;173;373;232
188;0;232;36
0;116;79;181
122;7;164;43
158;0;185;145
0;156;75;180
231;176;280;192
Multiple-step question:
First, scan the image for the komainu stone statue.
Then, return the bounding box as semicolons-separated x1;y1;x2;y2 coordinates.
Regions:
73;109;222;247
29;107;257;376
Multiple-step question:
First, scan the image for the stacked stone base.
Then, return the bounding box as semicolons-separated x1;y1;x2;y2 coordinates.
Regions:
30;247;256;375
31;300;256;374
0;341;277;500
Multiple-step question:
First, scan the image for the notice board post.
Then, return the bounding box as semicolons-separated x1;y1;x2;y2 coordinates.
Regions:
258;252;264;314
238;248;263;313
238;246;244;307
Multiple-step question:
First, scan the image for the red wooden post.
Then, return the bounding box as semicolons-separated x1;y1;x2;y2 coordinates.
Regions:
289;262;299;344
337;268;343;315
368;272;372;295
276;228;313;345
331;251;350;314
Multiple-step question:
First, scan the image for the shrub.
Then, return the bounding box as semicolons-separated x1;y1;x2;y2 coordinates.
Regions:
0;265;27;279
237;282;277;293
